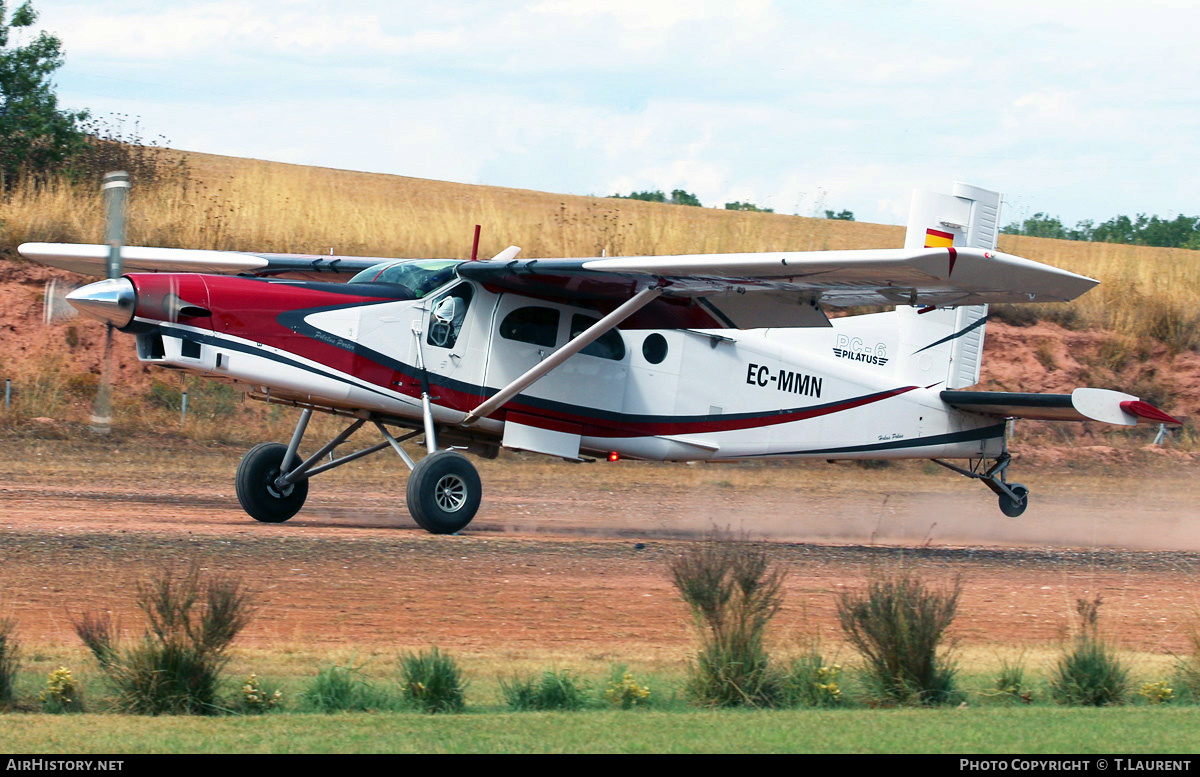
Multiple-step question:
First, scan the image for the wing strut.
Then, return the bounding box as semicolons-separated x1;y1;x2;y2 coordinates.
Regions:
460;286;663;427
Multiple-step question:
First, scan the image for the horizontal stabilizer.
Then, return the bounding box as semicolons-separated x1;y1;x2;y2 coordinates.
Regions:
942;388;1182;426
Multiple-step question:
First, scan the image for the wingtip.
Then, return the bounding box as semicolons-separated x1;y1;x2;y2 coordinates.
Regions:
1120;400;1183;426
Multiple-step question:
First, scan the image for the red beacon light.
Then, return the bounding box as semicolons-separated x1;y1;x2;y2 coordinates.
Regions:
608;451;620;462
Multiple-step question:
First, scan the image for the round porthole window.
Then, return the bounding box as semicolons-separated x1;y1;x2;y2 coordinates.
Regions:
642;333;668;364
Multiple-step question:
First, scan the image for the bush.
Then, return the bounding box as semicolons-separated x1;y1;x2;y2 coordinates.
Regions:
1139;681;1174;704
1050;596;1129;707
501;669;589;711
1051;637;1129;706
836;572;961;706
668;533;786;707
991;655;1033;704
302;662;392;713
73;564;253;715
39;667;84;713
398;647;466;714
234;673;283;714
781;650;845;708
1171;630;1200;702
0;615;20;709
603;667;652;710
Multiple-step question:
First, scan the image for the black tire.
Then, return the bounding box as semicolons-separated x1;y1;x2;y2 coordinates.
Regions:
406;450;481;534
998;483;1029;518
236;442;308;523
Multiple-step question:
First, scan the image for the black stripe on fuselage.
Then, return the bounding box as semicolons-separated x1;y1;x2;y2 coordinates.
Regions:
758;423;1006;457
154;322;403;403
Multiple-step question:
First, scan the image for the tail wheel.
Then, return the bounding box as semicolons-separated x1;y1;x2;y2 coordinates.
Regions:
998;483;1029;518
406;450;481;534
236;443;308;523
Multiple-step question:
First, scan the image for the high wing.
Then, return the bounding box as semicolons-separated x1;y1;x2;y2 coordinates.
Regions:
17;242;396;278
457;246;1098;329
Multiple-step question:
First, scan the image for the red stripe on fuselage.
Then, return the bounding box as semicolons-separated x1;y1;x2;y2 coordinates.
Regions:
129;273;920;439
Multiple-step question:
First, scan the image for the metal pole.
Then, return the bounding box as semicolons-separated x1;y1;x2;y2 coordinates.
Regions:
4;379;9;410
180;390;188;424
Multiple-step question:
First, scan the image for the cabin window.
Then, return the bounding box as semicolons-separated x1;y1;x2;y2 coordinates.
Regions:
426;284;474;349
642;333;668;364
570;315;626;361
500;306;560;348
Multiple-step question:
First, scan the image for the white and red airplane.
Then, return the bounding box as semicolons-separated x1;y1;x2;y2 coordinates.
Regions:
18;182;1181;533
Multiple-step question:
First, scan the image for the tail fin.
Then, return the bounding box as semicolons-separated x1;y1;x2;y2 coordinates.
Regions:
897;182;1003;389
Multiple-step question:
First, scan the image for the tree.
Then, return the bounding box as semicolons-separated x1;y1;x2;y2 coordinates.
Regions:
0;0;85;188
669;188;702;207
610;189;667;203
609;188;703;207
1001;212;1068;239
725;201;773;213
824;209;855;221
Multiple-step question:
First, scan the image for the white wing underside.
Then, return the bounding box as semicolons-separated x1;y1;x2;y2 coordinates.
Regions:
20;242;1098;329
580;247;1097;308
17;243;387;277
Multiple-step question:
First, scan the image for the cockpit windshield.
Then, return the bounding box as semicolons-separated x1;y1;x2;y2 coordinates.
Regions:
348;259;464;298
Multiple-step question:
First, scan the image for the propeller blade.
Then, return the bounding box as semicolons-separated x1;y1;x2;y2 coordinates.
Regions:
103;171;130;280
92;171;130;434
43;278;81;326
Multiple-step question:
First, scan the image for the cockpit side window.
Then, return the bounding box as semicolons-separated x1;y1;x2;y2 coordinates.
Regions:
426;283;474;349
499;306;559;349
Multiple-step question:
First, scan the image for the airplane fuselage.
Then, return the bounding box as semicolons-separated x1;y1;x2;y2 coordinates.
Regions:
123;272;1005;464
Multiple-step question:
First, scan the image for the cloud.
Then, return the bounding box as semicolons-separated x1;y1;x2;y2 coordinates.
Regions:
33;0;1200;225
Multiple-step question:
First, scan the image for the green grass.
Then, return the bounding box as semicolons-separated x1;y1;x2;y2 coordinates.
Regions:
500;669;590;711
2;708;1200;753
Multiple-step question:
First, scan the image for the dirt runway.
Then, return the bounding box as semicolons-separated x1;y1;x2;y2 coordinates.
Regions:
1;443;1198;658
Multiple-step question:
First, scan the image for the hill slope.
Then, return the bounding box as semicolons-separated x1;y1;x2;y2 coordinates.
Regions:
0;150;1195;453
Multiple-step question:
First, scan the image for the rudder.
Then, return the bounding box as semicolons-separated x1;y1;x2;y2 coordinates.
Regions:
897;182;1003;389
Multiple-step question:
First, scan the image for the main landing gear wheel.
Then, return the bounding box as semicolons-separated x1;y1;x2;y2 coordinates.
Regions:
998;483;1029;518
236;442;309;523
406;450;481;534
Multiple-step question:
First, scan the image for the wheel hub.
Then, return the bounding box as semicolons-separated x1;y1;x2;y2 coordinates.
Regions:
434;473;467;512
266;468;295;499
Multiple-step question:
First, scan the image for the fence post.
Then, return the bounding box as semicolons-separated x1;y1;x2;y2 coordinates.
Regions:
181;390;189;424
4;379;9;410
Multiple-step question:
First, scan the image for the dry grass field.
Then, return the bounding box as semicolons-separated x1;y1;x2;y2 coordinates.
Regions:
0;147;1198;446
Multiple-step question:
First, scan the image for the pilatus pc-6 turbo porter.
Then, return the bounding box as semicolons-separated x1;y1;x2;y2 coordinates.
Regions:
19;182;1181;533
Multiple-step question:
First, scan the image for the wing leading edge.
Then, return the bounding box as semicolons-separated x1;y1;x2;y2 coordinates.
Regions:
457;246;1097;329
17;243;391;278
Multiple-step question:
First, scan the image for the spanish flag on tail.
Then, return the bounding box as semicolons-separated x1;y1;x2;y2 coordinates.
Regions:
924;228;955;248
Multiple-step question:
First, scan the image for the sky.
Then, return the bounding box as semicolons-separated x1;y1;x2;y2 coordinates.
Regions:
17;0;1200;227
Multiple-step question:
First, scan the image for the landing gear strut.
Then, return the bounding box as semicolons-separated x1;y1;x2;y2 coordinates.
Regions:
233;407;482;533
931;453;1030;518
